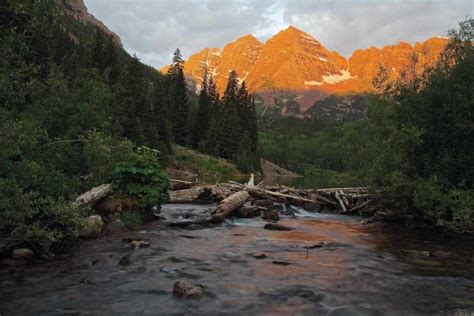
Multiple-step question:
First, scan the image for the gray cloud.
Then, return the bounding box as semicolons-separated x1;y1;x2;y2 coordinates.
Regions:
84;0;473;68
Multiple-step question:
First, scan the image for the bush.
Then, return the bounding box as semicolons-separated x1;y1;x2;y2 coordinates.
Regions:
413;178;474;232
120;211;143;231
111;147;170;215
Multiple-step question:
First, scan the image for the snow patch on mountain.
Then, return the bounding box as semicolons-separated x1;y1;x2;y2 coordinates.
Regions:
322;70;356;84
304;80;324;86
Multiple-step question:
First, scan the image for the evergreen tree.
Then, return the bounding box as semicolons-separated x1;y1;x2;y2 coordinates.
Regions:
167;49;189;145
199;76;221;154
218;70;241;159
190;71;211;148
115;55;147;143
152;78;172;153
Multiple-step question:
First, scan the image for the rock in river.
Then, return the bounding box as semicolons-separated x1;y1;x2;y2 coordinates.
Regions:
264;223;295;231
12;248;34;260
81;215;103;238
262;209;280;222
173;281;205;299
118;255;131;266
108;219;126;232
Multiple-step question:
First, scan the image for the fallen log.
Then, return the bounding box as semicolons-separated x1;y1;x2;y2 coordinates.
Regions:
168;187;211;203
74;183;112;207
316;187;368;194
348;199;372;214
244;186;317;205
208;191;250;223
170;179;195;190
334;191;348;213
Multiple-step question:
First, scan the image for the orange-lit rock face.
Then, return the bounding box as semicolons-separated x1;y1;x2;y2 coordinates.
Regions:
213;34;263;92
159;26;447;113
160;35;262;92
349;37;447;88
246;26;348;92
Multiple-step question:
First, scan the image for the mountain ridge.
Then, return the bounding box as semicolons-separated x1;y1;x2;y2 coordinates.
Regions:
160;25;447;114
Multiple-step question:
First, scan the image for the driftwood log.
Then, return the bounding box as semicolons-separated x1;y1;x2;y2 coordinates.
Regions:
208;191;250;223
74;183;112;206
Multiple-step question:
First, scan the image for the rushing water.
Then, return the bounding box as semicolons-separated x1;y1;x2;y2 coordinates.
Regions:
1;204;473;315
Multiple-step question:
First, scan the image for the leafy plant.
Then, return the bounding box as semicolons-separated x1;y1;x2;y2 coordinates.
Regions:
120;211;143;231
111;147;170;214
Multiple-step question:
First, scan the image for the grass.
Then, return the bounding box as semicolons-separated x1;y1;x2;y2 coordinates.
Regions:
170;145;246;183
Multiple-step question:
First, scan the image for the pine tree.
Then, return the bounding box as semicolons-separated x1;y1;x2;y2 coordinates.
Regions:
152;78;172;152
189;71;210;148
218;70;241;159
167;49;189;145
199;76;221;154
236;81;260;171
115;55;147;143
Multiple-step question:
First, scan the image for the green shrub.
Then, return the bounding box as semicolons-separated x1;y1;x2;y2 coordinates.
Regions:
79;130;136;188
0;183;86;253
111;147;170;214
413;178;474;232
120;211;143;231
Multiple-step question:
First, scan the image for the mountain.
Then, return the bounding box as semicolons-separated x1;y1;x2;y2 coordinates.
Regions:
161;26;447;116
348;37;448;87
161;34;263;93
56;0;123;47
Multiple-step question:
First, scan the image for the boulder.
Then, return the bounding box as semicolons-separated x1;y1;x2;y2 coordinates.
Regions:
12;248;34;260
173;281;204;299
81;215;103;238
253;200;273;207
264;223;295;231
108;219;126;232
118;255;131;266
236;206;261;218
130;240;150;249
252;253;267;259
262;209;280;222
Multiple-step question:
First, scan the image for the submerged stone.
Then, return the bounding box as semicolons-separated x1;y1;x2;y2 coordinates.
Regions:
12;248;34;260
108;219;126;232
81;215;103;238
264;223;295;231
172;280;204;299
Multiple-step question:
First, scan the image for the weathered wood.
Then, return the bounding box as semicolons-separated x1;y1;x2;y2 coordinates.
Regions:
316;187;368;194
244;186;317;205
339;190;350;208
74;183;112;206
334;191;347;213
247;173;255;187
167;181;373;216
349;199;372;214
209;191;250;223
168;187;209;203
170;179;195;190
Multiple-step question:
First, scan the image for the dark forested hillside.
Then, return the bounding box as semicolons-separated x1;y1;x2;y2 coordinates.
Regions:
0;0;259;251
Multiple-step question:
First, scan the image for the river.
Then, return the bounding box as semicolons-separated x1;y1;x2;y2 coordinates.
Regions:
1;204;473;315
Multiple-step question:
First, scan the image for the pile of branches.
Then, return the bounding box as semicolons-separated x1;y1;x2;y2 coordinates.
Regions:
168;177;375;223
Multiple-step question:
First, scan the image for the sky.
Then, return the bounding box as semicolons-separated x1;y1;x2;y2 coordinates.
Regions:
84;0;473;68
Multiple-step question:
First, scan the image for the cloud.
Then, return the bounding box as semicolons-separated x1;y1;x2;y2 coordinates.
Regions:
84;0;472;68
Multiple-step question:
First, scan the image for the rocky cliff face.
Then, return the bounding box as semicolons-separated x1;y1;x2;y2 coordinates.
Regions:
160;26;447;116
348;37;447;86
57;0;123;47
160;34;263;93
